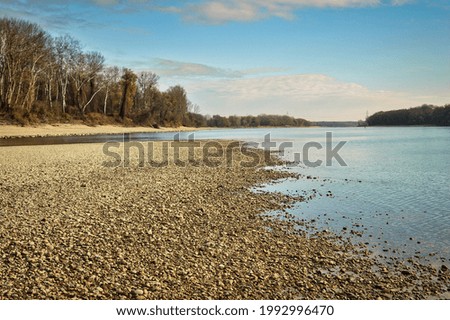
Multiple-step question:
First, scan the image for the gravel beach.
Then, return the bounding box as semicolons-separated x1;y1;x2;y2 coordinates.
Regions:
0;124;204;138
0;141;448;300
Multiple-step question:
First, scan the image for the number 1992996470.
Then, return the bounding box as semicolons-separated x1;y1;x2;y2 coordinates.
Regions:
259;305;334;316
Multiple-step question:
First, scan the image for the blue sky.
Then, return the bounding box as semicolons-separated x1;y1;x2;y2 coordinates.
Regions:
1;0;449;120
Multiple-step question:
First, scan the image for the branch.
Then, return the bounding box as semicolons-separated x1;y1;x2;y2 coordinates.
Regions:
81;86;103;112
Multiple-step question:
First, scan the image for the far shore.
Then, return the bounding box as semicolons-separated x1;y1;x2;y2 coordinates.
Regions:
0;124;208;139
0;123;331;140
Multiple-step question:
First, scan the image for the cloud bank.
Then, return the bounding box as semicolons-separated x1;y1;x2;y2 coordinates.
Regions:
179;73;448;120
152;59;242;78
0;0;414;25
168;0;412;24
148;58;448;121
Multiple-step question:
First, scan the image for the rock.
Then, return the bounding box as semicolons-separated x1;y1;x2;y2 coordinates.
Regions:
401;270;411;276
133;289;144;296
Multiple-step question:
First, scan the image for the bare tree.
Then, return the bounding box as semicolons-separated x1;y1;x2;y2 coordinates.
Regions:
0;19;9;110
71;51;104;115
135;71;159;110
119;68;137;120
53;35;81;113
187;101;200;114
20;26;51;111
165;85;188;125
0;17;200;127
101;66;120;114
0;18;49;111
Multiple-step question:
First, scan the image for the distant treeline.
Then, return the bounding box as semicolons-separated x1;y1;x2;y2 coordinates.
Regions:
367;105;450;126
312;121;358;127
205;114;310;128
0;17;309;128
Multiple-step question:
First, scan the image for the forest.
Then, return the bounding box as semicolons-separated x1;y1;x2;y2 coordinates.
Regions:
0;17;310;128
366;105;450;126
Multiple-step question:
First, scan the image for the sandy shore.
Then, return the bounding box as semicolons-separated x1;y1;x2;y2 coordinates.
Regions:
0;124;205;138
0;141;448;299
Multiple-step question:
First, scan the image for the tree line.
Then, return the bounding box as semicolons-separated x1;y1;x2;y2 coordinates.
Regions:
0;17;193;127
366;104;450;126
0;17;310;128
205;114;310;127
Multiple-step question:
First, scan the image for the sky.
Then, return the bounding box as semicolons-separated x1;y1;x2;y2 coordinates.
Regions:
0;0;449;120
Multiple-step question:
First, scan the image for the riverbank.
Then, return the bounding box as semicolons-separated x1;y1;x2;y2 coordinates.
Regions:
0;141;448;299
0;124;206;139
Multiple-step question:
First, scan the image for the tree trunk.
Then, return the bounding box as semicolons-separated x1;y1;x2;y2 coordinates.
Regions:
119;82;128;120
103;87;109;114
61;76;68;113
80;87;102;115
47;77;53;110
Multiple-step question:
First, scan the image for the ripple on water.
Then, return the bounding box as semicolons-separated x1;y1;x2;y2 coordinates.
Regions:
253;127;450;266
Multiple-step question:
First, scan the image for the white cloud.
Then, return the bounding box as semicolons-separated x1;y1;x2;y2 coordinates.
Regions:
391;0;413;5
188;74;369;98
149;58;287;78
0;0;414;25
180;73;449;120
150;60;448;120
152;58;243;78
176;0;410;24
187;1;263;23
92;0;120;5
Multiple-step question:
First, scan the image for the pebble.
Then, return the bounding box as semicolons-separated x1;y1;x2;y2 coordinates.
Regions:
133;289;144;296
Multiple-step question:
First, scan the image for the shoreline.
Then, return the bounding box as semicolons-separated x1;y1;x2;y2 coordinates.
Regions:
0;124;208;139
0;141;448;299
0;124;324;140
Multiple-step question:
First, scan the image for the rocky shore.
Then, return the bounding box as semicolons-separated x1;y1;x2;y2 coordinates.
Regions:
0;141;448;299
